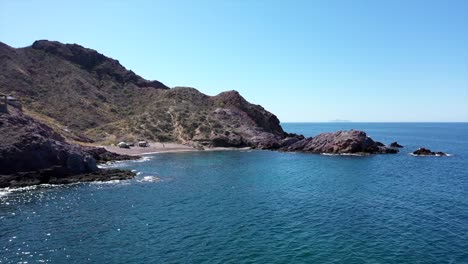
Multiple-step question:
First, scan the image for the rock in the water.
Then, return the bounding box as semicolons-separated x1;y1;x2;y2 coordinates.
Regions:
48;169;135;185
0;168;135;188
412;148;447;156
390;142;403;148
281;130;398;154
375;141;385;147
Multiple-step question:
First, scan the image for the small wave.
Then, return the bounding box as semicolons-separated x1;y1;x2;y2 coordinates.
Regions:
97;156;151;168
97;162;120;169
137;176;161;183
0;190;11;197
89;179;129;185
134;156;152;163
98;160;128;168
0;183;67;198
409;153;452;157
321;153;367;156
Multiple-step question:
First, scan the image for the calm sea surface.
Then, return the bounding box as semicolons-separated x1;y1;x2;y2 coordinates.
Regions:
1;123;467;263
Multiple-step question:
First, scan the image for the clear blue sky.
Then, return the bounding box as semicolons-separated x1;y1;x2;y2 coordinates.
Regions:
1;0;467;122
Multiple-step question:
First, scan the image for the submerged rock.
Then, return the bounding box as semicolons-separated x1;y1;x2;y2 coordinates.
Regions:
412;148;447;156
281;130;398;154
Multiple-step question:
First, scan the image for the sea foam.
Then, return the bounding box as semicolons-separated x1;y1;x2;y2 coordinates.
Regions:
137;176;161;183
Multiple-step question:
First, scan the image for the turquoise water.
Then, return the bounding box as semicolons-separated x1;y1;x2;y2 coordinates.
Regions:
1;123;467;263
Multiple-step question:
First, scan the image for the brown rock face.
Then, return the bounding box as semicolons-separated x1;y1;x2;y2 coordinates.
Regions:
0;107;97;176
281;130;398;154
0;107;135;188
212;91;285;136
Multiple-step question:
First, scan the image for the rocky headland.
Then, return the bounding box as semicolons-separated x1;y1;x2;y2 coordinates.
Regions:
280;130;398;154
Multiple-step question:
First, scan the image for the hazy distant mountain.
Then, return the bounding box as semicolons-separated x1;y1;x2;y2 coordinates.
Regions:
329;119;351;122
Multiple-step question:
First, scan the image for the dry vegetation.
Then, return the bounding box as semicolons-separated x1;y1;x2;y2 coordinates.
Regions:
0;40;285;147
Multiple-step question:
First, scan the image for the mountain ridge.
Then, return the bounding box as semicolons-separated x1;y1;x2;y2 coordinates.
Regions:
0;40;288;147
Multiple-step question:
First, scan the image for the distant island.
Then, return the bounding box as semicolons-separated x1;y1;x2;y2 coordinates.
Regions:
329;119;352;122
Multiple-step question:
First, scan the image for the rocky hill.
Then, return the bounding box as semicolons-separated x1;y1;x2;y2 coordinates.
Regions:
0;40;399;155
0;40;288;147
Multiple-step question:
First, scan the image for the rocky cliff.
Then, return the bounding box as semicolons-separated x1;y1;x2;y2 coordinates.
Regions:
0;106;135;188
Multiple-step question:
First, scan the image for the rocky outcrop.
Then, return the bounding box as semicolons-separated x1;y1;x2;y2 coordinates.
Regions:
412;148;447;156
212;91;285;136
83;146;140;163
1;168;135;188
0;107;135;188
390;142;403;148
281;130;398;154
0;107;96;175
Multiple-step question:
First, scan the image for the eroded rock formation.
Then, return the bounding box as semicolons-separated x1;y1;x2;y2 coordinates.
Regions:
281;130;398;154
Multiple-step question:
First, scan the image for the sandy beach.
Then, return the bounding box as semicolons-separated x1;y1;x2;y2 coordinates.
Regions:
102;142;250;156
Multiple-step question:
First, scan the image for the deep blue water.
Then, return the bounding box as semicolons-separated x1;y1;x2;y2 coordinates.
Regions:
1;123;467;263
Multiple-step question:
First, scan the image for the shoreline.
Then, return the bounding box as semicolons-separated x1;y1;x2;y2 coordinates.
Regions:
0;144;251;191
101;142;252;156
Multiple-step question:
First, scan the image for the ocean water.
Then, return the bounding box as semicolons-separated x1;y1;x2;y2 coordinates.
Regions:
1;123;467;264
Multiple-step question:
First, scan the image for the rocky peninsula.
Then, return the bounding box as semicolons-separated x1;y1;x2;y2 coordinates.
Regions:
280;130;398;154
